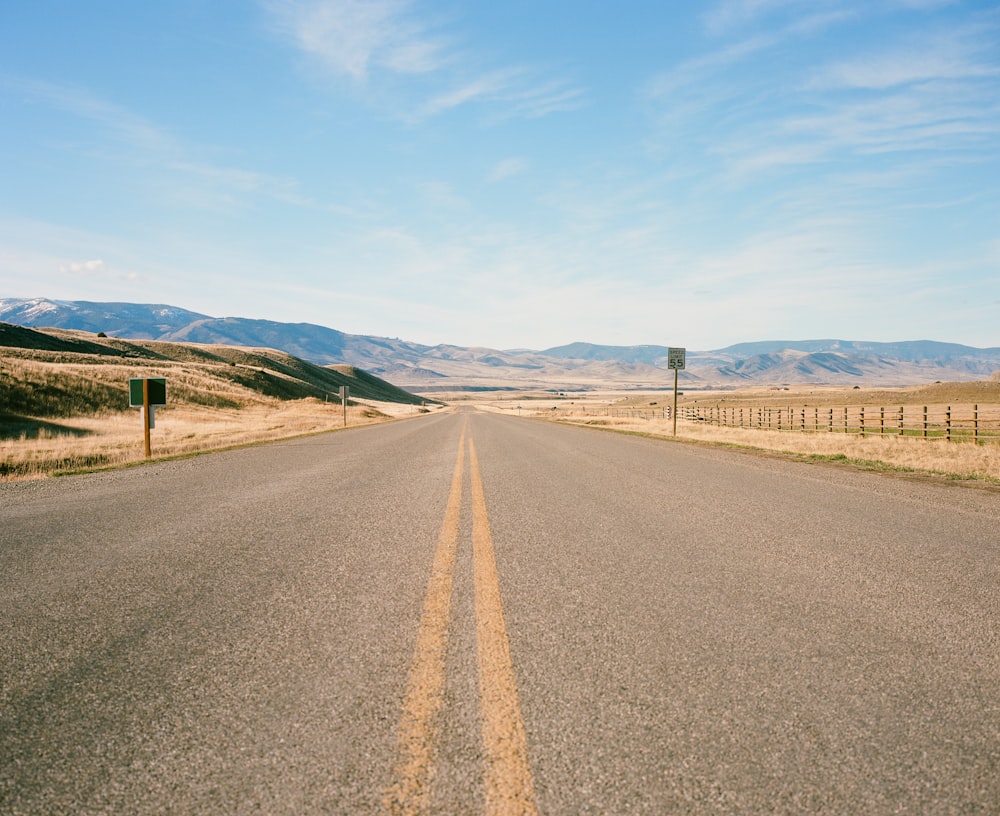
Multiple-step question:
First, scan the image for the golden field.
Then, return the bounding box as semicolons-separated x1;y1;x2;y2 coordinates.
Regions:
4;323;999;484
0;399;434;482
0;325;437;480
475;381;1000;484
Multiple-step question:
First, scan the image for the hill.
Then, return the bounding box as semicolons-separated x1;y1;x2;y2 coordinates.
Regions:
3;298;1000;389
0;323;429;421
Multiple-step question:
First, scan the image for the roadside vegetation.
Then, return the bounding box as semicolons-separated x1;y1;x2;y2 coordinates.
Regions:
1;325;438;480
481;382;1000;484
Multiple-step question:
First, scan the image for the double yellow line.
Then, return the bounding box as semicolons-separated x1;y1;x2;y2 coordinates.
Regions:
383;428;538;816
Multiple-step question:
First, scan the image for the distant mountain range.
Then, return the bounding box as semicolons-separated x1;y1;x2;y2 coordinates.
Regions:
3;297;999;390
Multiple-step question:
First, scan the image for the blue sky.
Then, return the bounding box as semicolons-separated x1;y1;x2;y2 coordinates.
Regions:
1;1;998;350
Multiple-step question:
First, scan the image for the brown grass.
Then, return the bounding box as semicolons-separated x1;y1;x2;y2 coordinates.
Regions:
0;400;433;481
0;399;440;481
477;384;1000;483
0;329;439;481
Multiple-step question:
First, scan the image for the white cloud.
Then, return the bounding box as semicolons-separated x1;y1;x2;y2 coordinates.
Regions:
415;69;584;122
817;44;999;91
703;0;838;37
60;259;106;275
488;158;527;183
5;76;177;155
418;70;516;117
265;0;447;81
500;79;586;120
57;257;141;282
265;1;584;122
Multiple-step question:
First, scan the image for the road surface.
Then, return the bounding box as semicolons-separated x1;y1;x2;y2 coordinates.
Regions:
2;410;997;814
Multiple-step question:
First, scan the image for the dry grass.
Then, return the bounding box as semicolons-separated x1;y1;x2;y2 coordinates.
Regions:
0;399;436;481
1;328;441;480
477;385;1000;483
561;414;1000;481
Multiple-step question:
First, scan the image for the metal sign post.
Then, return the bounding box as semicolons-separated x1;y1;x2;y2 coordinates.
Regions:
129;378;166;459
667;348;685;436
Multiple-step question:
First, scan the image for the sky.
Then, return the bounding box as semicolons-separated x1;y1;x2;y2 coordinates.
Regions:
1;1;999;351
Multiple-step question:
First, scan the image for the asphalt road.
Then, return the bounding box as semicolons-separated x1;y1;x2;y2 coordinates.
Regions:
1;410;997;814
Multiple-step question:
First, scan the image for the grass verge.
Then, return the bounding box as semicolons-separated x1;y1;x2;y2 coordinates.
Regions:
546;414;1000;488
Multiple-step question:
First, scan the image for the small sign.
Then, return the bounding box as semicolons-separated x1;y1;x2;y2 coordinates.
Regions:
129;378;167;407
667;347;686;370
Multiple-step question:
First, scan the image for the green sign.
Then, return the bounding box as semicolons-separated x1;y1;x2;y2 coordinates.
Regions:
129;378;167;407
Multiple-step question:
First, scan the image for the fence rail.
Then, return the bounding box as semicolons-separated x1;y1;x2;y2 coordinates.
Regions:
674;403;1000;443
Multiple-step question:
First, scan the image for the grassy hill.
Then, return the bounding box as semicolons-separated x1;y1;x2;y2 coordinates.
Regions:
0;324;430;417
0;323;431;421
1;324;441;478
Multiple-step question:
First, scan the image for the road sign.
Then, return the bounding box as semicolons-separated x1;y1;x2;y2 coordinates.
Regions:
667;348;685;436
129;378;166;407
129;378;167;459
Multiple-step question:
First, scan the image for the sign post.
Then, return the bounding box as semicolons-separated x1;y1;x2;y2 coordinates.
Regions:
340;385;349;427
667;348;685;437
129;378;166;459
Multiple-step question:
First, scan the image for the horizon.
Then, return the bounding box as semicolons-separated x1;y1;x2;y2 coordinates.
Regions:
3;295;997;354
1;3;998;350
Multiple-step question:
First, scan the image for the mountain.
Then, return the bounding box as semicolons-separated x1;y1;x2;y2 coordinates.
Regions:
0;298;208;337
3;297;999;389
540;342;673;366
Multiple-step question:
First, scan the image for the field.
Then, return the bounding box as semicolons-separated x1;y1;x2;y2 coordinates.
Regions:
0;325;437;480
5;322;1000;484
476;381;1000;483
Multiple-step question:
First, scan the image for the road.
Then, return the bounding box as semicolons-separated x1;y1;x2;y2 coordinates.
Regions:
1;409;997;814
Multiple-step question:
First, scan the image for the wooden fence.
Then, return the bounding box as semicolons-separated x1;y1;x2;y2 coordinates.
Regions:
674;404;1000;443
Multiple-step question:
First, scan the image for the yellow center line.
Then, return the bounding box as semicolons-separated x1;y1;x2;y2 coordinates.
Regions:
469;439;539;816
383;426;466;816
383;428;539;815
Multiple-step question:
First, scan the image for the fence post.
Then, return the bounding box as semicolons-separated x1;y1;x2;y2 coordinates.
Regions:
860;406;865;438
828;408;833;433
880;407;885;436
844;407;848;434
946;406;951;442
898;406;904;436
923;406;928;438
974;404;979;444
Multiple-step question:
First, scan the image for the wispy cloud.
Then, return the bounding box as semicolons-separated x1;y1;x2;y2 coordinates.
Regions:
645;3;1000;184
488;157;528;183
264;0;447;81
265;0;584;122
6;75;313;214
415;69;584;122
4;76;177;154
418;69;516;117
813;28;1000;90
703;0;842;37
